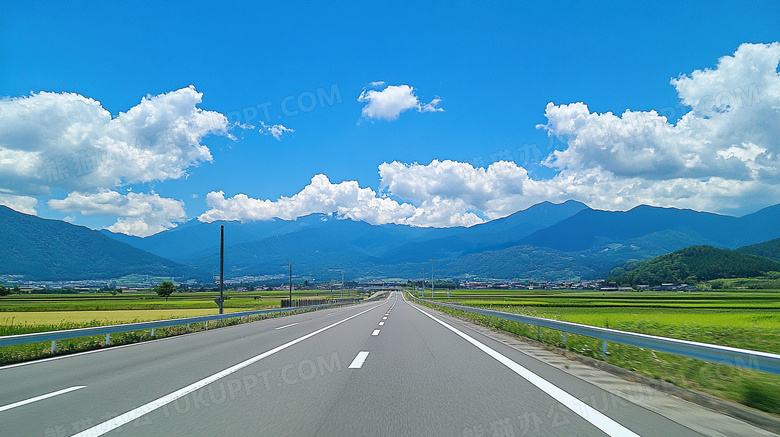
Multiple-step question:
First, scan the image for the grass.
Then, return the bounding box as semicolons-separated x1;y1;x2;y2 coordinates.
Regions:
415;289;780;415
0;289;358;312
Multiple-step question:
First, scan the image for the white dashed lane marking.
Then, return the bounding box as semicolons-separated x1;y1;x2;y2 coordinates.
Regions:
0;386;86;413
348;351;370;369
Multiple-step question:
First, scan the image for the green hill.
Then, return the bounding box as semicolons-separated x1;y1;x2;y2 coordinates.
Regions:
0;206;197;280
737;237;780;261
606;245;780;286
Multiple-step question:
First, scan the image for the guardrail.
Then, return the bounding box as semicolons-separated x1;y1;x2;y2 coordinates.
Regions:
408;292;780;376
0;295;386;353
281;297;362;308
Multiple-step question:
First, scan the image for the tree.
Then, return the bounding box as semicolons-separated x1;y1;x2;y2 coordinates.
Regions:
0;284;9;296
155;281;175;301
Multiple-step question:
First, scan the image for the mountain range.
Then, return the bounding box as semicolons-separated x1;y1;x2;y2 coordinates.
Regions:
3;200;780;282
0;206;191;280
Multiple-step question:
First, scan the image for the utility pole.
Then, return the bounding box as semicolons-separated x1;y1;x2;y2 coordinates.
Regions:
329;269;345;298
289;262;293;306
219;225;224;314
430;259;435;298
421;267;424;297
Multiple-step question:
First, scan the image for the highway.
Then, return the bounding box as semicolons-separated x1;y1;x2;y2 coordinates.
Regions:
0;292;774;436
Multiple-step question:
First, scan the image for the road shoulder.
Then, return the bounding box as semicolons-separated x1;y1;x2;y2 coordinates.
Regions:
411;300;780;437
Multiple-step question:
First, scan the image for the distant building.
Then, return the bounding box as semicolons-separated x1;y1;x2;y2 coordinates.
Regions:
651;283;698;291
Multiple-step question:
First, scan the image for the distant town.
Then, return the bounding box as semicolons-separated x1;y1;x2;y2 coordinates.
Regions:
0;274;697;293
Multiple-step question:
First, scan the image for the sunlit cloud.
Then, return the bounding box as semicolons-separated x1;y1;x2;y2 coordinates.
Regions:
259;121;294;140
358;83;443;121
49;190;186;237
0;86;230;235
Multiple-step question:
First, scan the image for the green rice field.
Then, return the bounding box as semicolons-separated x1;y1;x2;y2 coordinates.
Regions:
0;289;354;313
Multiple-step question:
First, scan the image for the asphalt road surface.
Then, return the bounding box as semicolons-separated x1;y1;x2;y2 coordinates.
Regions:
0;292;774;436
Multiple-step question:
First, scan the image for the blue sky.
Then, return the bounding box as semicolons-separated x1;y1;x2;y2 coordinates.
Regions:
1;1;779;236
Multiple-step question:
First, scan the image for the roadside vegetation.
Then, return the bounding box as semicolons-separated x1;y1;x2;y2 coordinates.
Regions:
0;313;283;366
414;288;780;415
0;288;362;365
0;288;357;312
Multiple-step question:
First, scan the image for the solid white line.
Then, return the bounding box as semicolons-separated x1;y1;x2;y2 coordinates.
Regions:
0;386;86;412
371;329;380;336
378;322;384;326
72;303;383;437
408;303;640;437
348;351;370;369
0;335;176;370
274;322;299;330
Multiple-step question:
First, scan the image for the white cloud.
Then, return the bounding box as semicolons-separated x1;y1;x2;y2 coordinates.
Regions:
539;43;780;182
259;122;294;140
0;192;38;214
379;160;532;220
198;173;481;227
419;96;443;113
0;85;230;196
198;174;412;224
671;42;780;114
197;153;780;230
0;86;230;235
48;191;186;237
199;160;544;228
533;42;780;213
380;158;780;217
358;84;443;121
